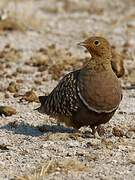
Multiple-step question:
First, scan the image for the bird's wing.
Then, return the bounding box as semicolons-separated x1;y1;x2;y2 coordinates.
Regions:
41;70;80;116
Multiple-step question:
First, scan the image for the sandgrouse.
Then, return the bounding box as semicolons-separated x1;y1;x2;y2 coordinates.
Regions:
37;36;122;135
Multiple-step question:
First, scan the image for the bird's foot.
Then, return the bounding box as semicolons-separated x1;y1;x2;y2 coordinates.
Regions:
96;125;106;137
77;127;98;138
74;126;105;139
91;126;102;139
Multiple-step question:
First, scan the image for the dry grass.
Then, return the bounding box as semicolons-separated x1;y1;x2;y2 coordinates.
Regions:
15;159;89;180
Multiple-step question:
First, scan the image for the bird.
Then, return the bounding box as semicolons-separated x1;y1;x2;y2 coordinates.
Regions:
37;36;122;135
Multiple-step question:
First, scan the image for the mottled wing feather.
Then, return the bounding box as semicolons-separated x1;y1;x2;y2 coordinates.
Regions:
43;70;80;116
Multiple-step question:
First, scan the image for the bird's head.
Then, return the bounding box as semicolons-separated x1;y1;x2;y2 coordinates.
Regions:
78;36;112;59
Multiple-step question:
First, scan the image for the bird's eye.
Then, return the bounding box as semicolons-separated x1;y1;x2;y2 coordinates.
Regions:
94;40;100;46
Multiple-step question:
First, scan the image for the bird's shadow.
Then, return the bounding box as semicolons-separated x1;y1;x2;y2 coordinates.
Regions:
0;121;75;137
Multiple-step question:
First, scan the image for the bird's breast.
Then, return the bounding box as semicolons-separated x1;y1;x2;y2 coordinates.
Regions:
77;71;122;113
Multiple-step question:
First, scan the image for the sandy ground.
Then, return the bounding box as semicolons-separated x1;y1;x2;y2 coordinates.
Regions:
0;0;135;179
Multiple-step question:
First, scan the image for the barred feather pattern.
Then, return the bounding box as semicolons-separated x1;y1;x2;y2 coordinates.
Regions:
42;70;80;116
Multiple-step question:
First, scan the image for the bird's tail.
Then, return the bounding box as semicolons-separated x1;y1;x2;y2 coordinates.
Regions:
34;95;48;112
39;95;48;105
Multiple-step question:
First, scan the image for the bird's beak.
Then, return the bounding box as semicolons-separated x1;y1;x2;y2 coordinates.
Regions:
77;41;87;47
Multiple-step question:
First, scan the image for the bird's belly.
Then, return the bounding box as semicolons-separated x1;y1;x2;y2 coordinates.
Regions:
72;105;115;128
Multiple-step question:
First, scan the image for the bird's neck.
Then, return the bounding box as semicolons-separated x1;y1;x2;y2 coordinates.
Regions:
84;56;112;73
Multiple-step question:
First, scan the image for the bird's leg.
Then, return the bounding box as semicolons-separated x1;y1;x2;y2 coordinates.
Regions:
96;125;105;137
91;126;101;139
91;126;96;136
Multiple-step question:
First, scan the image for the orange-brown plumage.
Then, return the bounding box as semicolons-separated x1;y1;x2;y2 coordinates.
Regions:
37;36;122;135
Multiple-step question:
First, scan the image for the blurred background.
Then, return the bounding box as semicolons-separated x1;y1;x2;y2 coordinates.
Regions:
0;0;135;85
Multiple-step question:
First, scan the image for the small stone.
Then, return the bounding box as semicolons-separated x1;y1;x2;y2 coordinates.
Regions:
13;93;21;98
29;54;49;67
112;127;124;137
16;79;23;84
38;66;47;72
7;81;19;93
101;138;114;150
128;70;135;86
0;143;9;150
128;127;135;132
8;120;18;128
5;64;11;68
48;64;64;80
12;72;18;77
34;79;42;85
0;43;21;62
6;74;12;79
0;106;16;116
20;89;38;102
4;93;10;98
125;131;134;138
